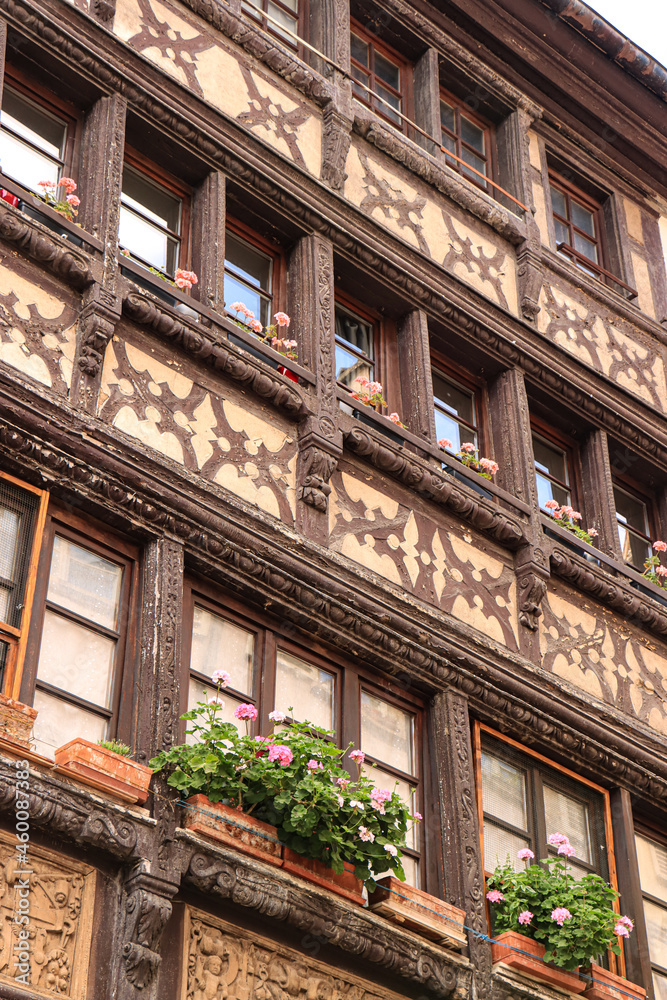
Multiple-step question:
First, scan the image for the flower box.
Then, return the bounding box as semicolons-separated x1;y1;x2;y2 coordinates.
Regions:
0;693;37;748
54;738;152;804
369;877;467;949
277;365;299;383
282;847;364;905
582;963;646;1000
491;931;586;993
184;796;284;867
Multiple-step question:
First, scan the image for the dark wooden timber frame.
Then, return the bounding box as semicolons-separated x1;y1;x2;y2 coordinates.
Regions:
224;215;288;317
122;145;193;274
439;86;495;192
0;0;663;996
350;18;413;134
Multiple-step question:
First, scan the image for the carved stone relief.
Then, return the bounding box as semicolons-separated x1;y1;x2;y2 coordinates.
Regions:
185;907;437;1000
0;828;95;998
329;464;519;649
537;281;667;413
98;330;297;523
0;259;79;393
114;0;322;176
539;580;667;737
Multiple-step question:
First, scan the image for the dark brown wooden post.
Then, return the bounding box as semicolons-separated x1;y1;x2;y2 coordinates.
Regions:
0;19;7;106
431;689;492;995
414;48;441;156
191;169;226;312
610;788;654;998
581;428;623;560
398;308;436;441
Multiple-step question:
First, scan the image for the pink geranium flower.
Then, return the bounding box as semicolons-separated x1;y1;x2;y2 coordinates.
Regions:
486;890;504;903
615;923;630;938
57;177;77;194
653;540;667;552
459;442;476;453
544;499;559;509
211;669;231;687
479;458;499;475
388;412;402;424
249;319;263;333
307;759;323;770
517;848;534;860
438;438;453;450
558;842;577;857
349;750;365;764
267;744;293;766
551;907;572;925
518;910;533;925
274;311;290;327
234;703;258;721
548;832;569;846
358;826;374;842
66;194;80;207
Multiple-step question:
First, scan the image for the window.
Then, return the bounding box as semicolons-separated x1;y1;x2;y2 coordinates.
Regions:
533;433;573;511
0;85;70;194
440;91;491;190
335;301;375;393
432;369;478;451
29;515;137;758
119;154;188;276
224;228;279;327
476;724;612;884
242;0;299;47
350;24;408;130
549;172;603;274
0;473;47;696
613;484;652;568
635;833;667;1000
183;582;424;885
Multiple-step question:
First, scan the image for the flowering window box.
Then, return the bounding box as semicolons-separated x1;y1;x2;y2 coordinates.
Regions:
491;931;586;993
0;693;37;748
282;847;364;905
369;877;467;948
183;795;284;867
581;963;646;1000
55;738;152;804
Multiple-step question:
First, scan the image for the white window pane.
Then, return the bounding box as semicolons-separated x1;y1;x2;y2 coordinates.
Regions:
32;689;107;759
372;854;419;888
654;973;667;1000
275;650;334;730
483;820;530;872
224;272;270;326
47;536;123;630
186;678;247;744
543;785;592;864
1;91;65;157
190;606;254;695
481;752;527;829
362;764;417;849
37;611;116;708
119;205;170;272
0;508;20;581
636;835;667;904
267;1;297;39
0;130;60;192
361;691;413;774
536;472;570;510
644;900;667;968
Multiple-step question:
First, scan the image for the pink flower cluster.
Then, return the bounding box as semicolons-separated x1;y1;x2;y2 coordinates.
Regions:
437;440;500;479
307;759;323;771
517;848;534;860
370;788;392;813
518;910;533;925
551;907;572;925
358;826;374;842
548;832;577;857
234;703;258;721
211;669;231;687
486;889;504;903
267;744;293;767
37;177;80;216
349;749;365;764
654;540;667;552
544;501;598;540
614;916;634;938
271;337;298;351
174;268;198;291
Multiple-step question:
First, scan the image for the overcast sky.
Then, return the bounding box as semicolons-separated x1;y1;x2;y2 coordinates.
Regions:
587;0;667;68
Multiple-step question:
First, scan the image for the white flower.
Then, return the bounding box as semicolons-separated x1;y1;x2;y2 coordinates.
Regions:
383;844;398;857
269;710;286;722
349;800;364;810
358;826;375;842
335;794;344;807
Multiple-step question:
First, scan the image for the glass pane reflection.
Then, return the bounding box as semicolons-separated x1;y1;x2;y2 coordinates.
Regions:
190;606;254;696
481;751;527;829
37;610;116;708
47;536;122;630
360;691;413;773
275;650;334;730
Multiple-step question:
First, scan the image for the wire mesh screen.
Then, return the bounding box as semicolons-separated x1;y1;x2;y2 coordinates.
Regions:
0;478;39;630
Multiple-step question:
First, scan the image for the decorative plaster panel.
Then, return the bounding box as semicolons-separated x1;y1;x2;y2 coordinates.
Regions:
329;465;519;649
539;581;667;737
98;329;297;523
343;141;519;314
0;828;95;998
0;260;78;393
113;0;322;176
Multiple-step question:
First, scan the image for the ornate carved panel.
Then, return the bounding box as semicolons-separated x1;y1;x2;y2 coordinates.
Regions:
0;828;95;998
183;906;450;1000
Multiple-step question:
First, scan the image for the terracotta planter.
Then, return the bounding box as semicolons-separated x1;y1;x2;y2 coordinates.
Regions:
283;847;364;905
370;877;467;949
184;796;283;867
55;739;152;804
491;931;586;993
582;963;646;1000
0;693;37;747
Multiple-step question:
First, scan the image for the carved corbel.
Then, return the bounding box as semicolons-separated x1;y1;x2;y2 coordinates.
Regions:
297;418;343;513
517;243;544;322
321;102;353;192
120;863;179;993
71;289;121;413
93;0;116;20
515;543;549;630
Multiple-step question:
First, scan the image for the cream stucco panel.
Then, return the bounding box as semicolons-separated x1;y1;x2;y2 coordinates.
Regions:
189;393;218;469
340;472;400;520
214;463;281;519
532;180;550;246
344;146;425;252
551;652;604;700
125;343;194;398
528;131;542;171
630;252;656;319
543;591;597;636
0;267;68;320
623;198;644;244
339;532;402;585
222;399;291;454
113;403;186;464
0;335;51;387
447;533;504;581
450;594;506;645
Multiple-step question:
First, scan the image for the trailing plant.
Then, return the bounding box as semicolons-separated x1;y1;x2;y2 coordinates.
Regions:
227;302;297;360
642;539;667;589
98;739;131;756
37;177;80;221
119;250;199;296
149;679;420;889
486;836;634;971
438;439;499;479
347;377;407;428
543;500;598;545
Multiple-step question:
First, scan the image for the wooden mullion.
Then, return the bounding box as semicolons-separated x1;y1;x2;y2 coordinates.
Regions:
35;679;113;717
43;601;121;641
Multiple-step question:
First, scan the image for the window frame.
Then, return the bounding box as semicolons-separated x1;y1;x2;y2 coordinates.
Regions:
439;87;495;192
350;20;412;134
334;291;380;396
0;471;48;700
530;416;582;514
241;0;303;51
120;146;192;278
611;475;658;569
181;577;427;887
634;825;667;997
0;68;80;194
473;721;624;975
430;352;489;454
224;217;287;322
22;505;140;748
